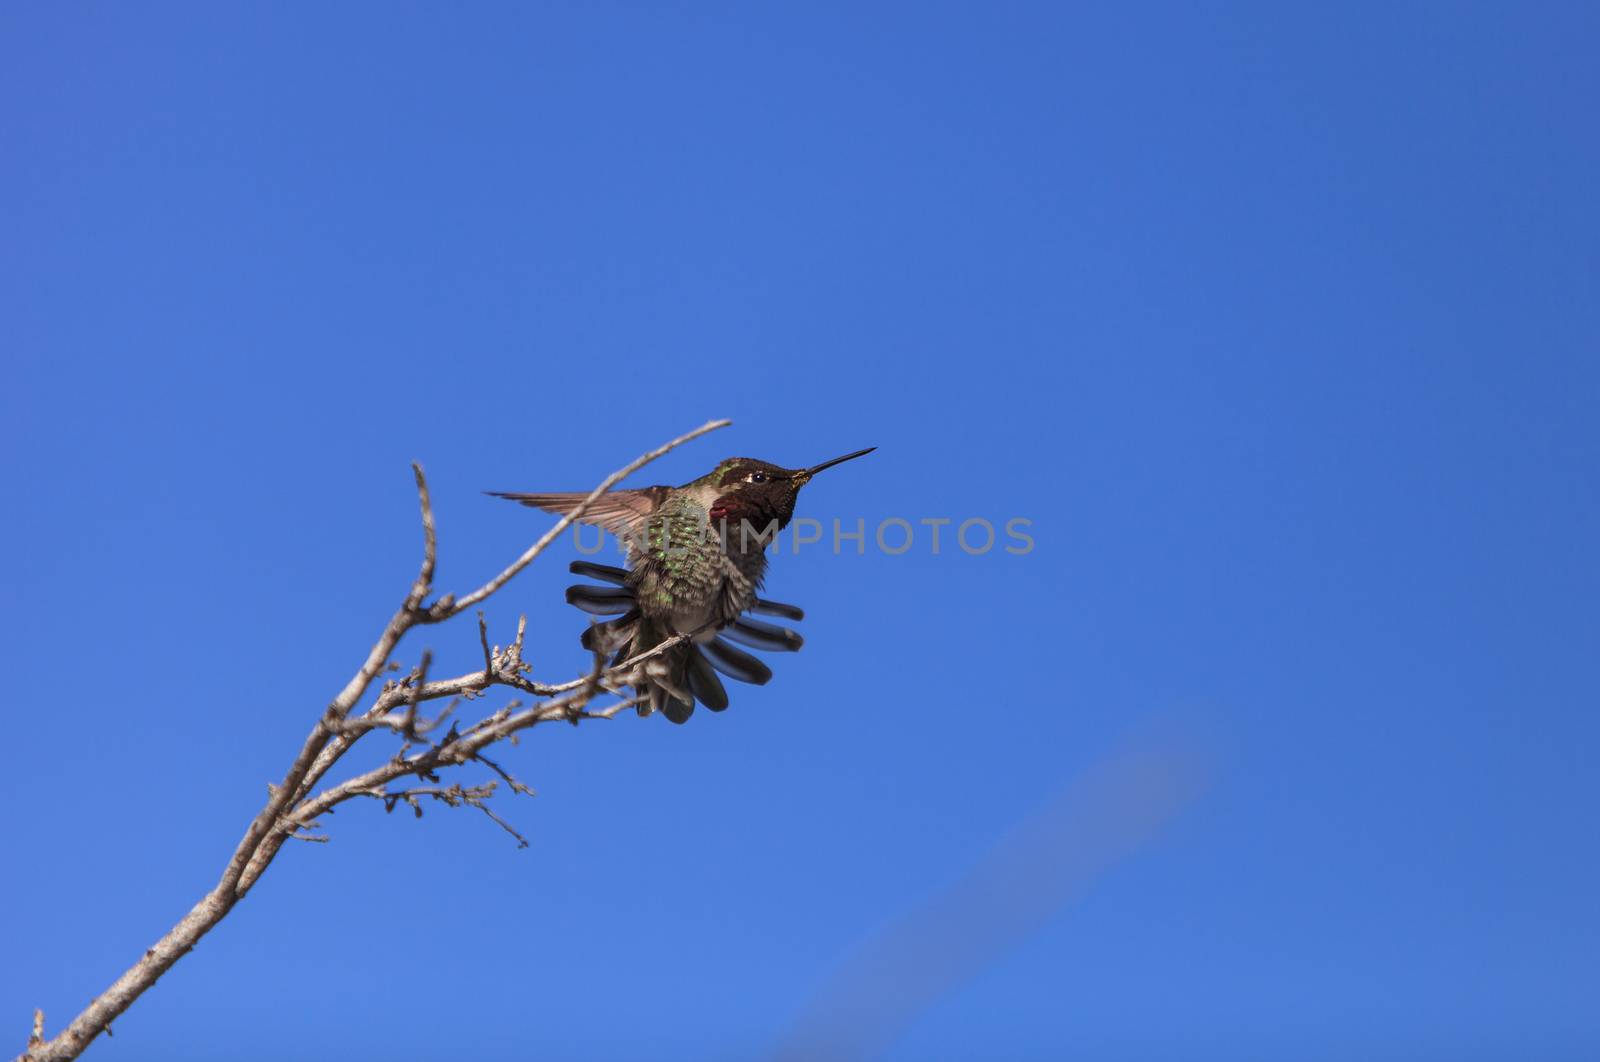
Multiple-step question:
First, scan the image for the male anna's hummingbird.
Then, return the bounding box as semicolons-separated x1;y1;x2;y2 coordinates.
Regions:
489;447;874;723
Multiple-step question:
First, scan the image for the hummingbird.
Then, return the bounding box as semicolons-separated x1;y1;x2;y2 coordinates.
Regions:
489;447;875;723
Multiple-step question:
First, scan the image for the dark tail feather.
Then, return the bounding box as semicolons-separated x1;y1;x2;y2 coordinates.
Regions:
565;584;636;615
661;692;696;724
656;641;697;724
750;597;805;621
686;647;729;711
569;560;630;585
703;638;774;685
724;617;804;653
581;607;639;652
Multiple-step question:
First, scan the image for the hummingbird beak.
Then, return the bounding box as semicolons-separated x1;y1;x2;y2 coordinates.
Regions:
796;447;877;482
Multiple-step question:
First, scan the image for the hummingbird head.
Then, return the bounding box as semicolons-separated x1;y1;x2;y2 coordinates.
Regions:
706;447;876;532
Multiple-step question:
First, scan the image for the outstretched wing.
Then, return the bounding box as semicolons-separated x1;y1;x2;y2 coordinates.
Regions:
485;487;668;541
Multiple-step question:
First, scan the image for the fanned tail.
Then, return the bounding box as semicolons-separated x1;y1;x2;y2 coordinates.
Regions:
562;560;803;725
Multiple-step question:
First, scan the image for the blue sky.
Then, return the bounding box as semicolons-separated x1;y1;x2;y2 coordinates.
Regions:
3;4;1598;1060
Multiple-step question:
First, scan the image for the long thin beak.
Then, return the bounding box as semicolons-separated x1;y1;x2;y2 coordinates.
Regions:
800;447;877;480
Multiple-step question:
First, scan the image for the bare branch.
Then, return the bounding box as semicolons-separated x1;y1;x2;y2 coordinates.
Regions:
286;645;646;831
404;462;438;612
18;421;729;1062
477;611;494;671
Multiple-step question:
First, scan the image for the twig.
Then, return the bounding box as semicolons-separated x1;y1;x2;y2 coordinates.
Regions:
472;750;535;797
362;781;532;849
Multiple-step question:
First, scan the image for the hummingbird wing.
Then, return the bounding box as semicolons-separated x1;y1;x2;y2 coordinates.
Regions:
485;487;668;540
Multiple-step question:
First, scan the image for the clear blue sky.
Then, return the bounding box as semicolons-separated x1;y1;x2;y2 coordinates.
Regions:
4;4;1597;1060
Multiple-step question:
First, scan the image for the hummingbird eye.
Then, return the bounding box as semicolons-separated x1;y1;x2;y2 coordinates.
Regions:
747;471;769;484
